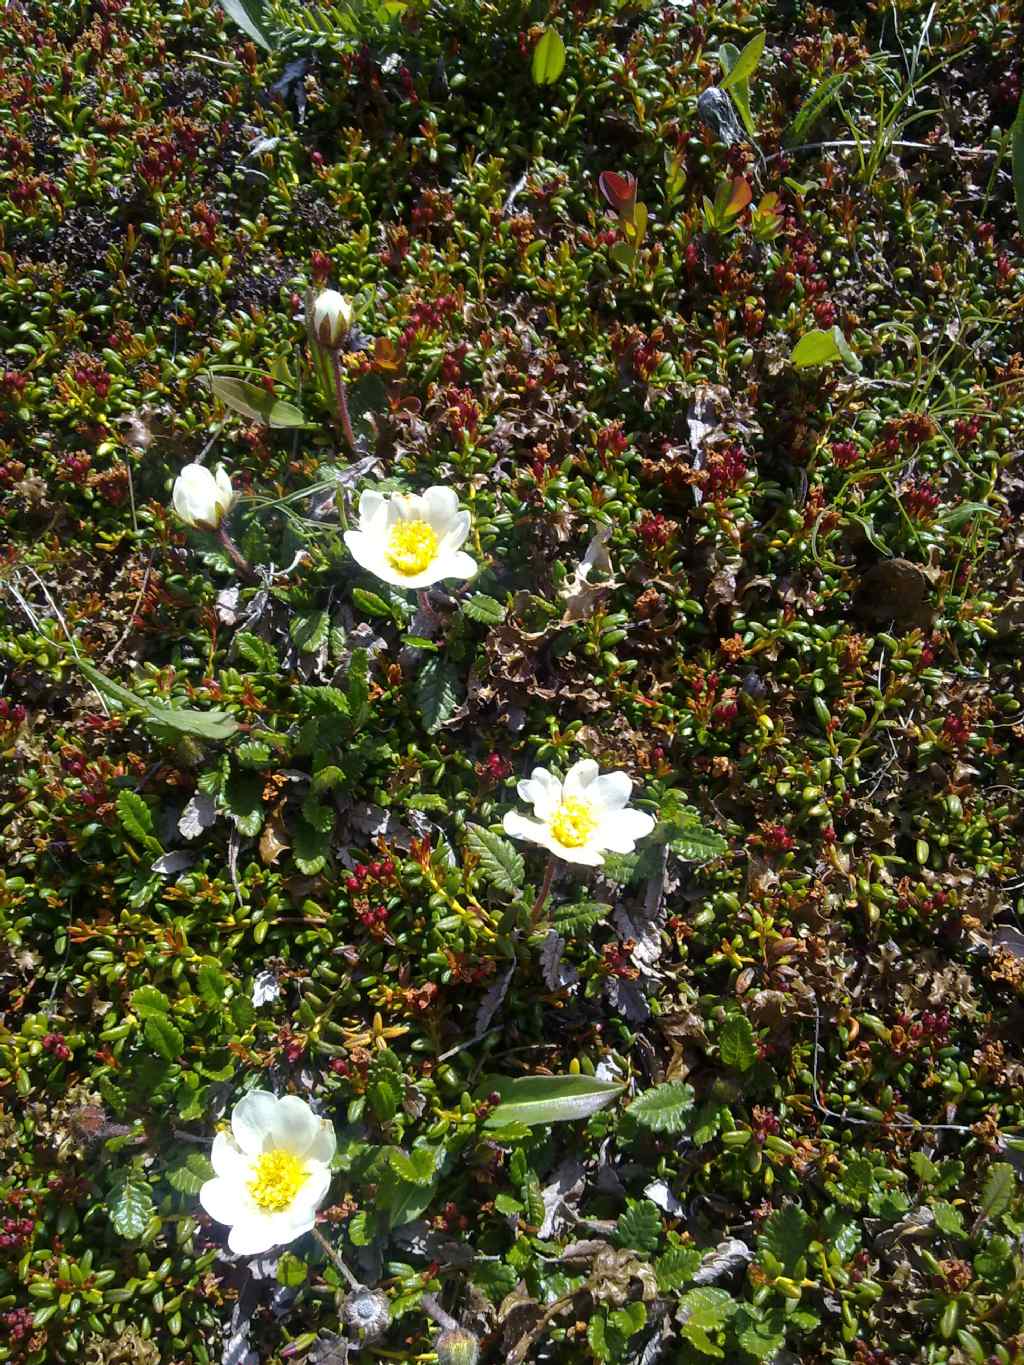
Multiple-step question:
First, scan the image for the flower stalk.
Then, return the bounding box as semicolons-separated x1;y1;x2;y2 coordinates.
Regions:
331;350;358;455
217;524;255;582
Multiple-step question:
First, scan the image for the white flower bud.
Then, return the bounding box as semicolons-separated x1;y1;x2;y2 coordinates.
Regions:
311;289;354;349
171;463;235;531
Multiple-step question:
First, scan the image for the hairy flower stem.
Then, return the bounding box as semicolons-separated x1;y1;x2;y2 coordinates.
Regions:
529;856;556;925
311;1226;362;1290
421;1293;459;1332
331;351;358;454
217;525;255;582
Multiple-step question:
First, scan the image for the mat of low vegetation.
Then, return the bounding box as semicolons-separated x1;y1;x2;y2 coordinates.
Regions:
1;1;1023;1362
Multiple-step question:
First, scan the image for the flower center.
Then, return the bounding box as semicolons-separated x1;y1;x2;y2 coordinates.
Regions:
385;519;439;577
550;797;598;849
248;1150;308;1213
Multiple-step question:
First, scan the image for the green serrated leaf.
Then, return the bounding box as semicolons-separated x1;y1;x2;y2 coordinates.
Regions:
471;1260;519;1303
387;1146;438;1186
667;819;728;861
277;1251;309;1286
628;1081;696;1134
551;901;611;934
131;985;170;1018
352;587;394;619
978;1162;1016;1223
110;1175;155;1239
166;1151;215;1196
291;609;330;654
236;740;272;768
293;819;329;876
234;631;278;671
932;1201;965;1237
417;655;460;733
196;959;228;1009
758;1203;811;1273
720;1015;757;1071
481;1074;622;1128
462;592;506;625
116;790;155;844
679;1286;736;1330
656;1245;702;1291
144;1013;184;1061
465;823;525;894
615;1198;662;1253
223;772;263;837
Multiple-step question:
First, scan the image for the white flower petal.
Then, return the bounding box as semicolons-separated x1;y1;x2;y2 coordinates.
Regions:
517;768;562;819
563;759;600;800
438;549;477;581
547;837;605;867
295;1164;332;1212
210;1131;248;1180
271;1095;320;1154
503;811;551;846
595;808;656;853
421;485;460;531
393;492;423;523
231;1090;281;1154
305;1121;337;1167
172;480;193;526
213;464;234;512
343;530;395;582
439;509;471;553
591;771;633;812
199;1176;244;1226
357;490;386;530
227;1214;280;1257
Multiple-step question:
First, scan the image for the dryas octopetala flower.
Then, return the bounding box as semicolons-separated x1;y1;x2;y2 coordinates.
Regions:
502;758;656;866
343;485;476;589
198;1091;336;1256
172;463;235;531
311;289;354;349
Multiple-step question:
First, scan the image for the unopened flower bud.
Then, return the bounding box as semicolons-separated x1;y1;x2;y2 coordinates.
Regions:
171;463;235;531
435;1327;481;1365
312;289;353;349
342;1286;390;1339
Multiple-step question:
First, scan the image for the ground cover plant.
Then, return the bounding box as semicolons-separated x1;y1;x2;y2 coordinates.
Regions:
1;0;1024;1360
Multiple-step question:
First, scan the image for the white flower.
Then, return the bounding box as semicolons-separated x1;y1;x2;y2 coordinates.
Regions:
502;759;656;867
172;463;235;531
311;289;354;348
198;1091;336;1256
343;485;476;590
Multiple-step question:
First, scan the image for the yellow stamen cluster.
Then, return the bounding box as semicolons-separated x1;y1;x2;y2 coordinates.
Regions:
248;1150;308;1212
385;519;439;577
550;797;598;849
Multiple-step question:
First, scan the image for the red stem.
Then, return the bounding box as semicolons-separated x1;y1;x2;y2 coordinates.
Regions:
332;351;358;454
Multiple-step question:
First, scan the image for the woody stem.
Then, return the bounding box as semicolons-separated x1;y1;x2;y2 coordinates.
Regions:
331;350;358;454
310;1226;361;1290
